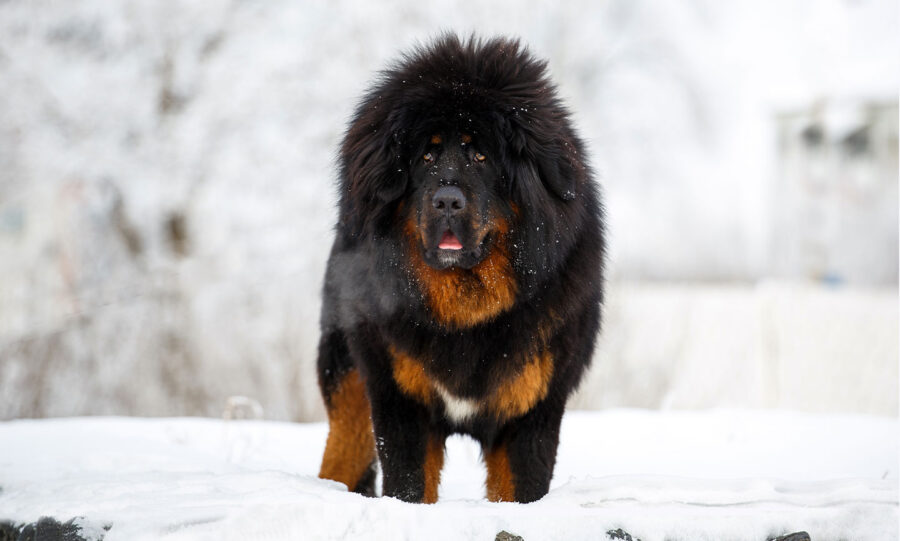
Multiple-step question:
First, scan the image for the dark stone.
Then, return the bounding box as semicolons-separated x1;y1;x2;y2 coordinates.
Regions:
0;521;20;541
0;517;109;541
495;531;524;541
14;523;34;541
768;532;811;541
607;528;641;541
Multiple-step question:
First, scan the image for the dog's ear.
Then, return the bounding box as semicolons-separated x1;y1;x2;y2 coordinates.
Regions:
535;151;576;201
340;110;409;236
500;111;577;202
345;135;408;205
510;143;577;203
373;126;411;203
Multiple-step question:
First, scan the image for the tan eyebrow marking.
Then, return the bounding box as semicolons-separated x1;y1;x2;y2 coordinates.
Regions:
430;134;442;145
461;134;472;144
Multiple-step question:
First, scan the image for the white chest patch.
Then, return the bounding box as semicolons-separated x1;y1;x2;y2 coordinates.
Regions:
433;383;481;423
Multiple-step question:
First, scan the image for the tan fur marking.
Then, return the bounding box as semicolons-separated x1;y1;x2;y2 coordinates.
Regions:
405;218;517;329
319;369;376;491
461;134;472;144
489;351;554;421
430;134;442;144
423;435;445;503
390;347;435;405
536;309;564;345
485;444;516;502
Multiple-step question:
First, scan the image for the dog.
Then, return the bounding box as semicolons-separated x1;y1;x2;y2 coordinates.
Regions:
317;34;605;503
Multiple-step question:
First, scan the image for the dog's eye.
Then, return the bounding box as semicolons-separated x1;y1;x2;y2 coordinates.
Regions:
474;152;486;163
423;152;434;163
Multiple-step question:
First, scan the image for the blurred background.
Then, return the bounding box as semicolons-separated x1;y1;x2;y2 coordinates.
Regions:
0;0;896;421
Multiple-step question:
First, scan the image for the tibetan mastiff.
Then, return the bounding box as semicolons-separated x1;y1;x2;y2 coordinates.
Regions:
317;35;605;504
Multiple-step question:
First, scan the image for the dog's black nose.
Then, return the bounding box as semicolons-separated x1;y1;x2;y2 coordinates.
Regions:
432;186;466;214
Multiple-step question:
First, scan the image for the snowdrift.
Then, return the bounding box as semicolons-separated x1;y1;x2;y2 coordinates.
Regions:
0;410;896;540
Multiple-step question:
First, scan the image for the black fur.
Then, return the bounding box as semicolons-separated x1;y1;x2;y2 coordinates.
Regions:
317;34;605;503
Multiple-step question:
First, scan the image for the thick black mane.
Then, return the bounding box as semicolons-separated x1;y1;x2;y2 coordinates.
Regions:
337;34;603;299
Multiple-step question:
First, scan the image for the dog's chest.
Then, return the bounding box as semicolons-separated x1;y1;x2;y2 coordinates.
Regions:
389;346;554;424
432;384;482;423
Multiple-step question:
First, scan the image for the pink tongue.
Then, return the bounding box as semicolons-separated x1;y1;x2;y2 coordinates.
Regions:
438;231;463;250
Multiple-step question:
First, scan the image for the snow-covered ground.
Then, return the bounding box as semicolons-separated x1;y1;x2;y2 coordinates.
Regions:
1;410;896;540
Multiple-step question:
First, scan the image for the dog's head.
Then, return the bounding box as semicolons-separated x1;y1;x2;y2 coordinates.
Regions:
405;131;507;270
338;35;592;287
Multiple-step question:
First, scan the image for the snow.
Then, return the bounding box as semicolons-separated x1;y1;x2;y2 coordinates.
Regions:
1;410;896;540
